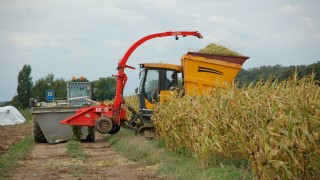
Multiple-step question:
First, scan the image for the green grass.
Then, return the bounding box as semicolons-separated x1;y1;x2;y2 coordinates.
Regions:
66;140;86;159
104;129;249;179
66;140;86;177
19;108;32;122
0;136;34;179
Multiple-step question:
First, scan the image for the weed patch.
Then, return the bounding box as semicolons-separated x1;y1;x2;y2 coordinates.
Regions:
66;140;86;177
0;136;33;179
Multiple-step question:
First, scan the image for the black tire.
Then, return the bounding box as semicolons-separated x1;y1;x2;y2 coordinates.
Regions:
95;117;113;134
33;120;47;143
85;126;95;142
108;125;120;135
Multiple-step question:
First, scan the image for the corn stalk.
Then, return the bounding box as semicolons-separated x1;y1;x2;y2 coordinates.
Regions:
153;74;320;179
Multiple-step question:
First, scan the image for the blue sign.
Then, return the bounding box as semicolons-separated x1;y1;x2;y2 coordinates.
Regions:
46;90;54;101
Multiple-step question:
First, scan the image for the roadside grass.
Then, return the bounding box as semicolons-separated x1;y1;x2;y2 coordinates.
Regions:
19;108;32;122
0;136;33;179
66;140;86;177
104;129;250;179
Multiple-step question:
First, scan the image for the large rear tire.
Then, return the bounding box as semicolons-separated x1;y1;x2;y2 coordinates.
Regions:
33;120;47;143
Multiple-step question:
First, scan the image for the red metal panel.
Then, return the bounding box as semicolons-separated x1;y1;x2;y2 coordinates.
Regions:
187;52;249;65
60;106;99;126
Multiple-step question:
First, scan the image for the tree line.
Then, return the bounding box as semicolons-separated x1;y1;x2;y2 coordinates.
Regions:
7;64;116;109
236;61;320;84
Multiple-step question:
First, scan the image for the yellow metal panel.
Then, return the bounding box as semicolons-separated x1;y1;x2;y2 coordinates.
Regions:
144;90;174;109
140;63;182;72
144;98;154;109
181;54;244;95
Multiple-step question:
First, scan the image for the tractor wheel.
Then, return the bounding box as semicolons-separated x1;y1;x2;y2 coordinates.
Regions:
95;117;113;134
108;125;120;135
32;120;47;143
85;126;95;142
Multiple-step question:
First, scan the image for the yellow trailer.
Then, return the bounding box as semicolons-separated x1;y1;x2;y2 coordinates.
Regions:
182;52;248;95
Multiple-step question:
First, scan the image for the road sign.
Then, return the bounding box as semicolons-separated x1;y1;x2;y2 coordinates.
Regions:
46;90;54;102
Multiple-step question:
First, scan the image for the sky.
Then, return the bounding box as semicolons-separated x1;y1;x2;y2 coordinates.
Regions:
0;0;319;101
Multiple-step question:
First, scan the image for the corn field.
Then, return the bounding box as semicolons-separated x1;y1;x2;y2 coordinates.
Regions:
152;74;320;179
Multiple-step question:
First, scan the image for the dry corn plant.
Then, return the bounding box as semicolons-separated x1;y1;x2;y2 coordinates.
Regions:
152;74;320;179
124;95;139;119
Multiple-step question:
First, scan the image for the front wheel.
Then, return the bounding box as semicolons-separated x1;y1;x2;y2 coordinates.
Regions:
95;117;113;134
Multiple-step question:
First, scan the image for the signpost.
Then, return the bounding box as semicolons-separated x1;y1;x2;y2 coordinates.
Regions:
46;90;54;102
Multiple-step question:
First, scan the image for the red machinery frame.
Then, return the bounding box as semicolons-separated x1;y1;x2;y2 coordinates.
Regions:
61;31;203;127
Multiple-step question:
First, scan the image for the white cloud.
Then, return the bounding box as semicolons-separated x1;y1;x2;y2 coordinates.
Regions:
195;15;233;23
7;33;58;47
103;39;123;48
279;4;302;13
279;16;319;44
302;17;315;31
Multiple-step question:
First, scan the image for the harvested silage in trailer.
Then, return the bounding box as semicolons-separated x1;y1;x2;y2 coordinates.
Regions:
198;43;242;56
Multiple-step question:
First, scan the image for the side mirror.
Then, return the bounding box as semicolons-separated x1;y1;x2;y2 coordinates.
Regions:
135;87;138;94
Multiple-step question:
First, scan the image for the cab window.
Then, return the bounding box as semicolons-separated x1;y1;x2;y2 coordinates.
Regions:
144;69;159;103
164;70;177;90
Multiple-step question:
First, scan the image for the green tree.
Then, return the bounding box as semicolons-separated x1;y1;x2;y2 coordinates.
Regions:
235;61;320;85
32;74;67;101
32;74;54;101
10;95;22;108
91;77;116;101
52;78;67;100
17;65;33;109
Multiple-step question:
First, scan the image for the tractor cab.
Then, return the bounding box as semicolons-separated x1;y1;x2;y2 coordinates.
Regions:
67;82;91;106
137;63;181;110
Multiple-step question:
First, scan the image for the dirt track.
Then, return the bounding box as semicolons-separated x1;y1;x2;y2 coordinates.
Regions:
1;123;162;179
0;122;32;155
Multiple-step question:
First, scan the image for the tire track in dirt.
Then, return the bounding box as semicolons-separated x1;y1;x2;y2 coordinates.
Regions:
10;143;73;179
10;134;163;180
78;134;163;180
